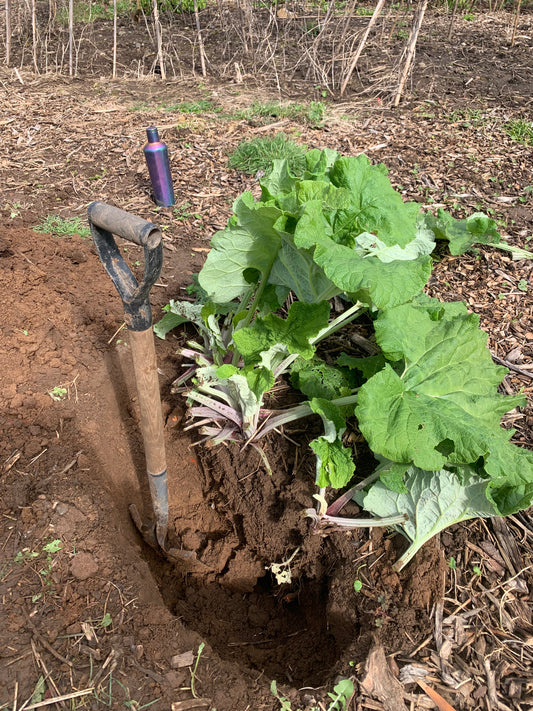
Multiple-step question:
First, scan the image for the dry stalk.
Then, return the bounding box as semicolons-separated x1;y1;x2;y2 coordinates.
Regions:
392;0;428;107
340;0;387;96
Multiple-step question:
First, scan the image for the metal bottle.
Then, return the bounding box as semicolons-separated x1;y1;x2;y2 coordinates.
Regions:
143;126;175;207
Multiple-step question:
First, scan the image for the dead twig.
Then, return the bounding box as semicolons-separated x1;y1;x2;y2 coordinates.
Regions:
491;353;533;380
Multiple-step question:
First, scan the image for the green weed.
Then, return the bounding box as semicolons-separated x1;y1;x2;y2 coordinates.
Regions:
271;678;353;711
446;108;487;128
34;215;91;238
504;118;533;146
190;642;205;699
56;0;131;24
164;99;220;114
137;0;207;12
48;386;67;401
57;0;206;23
235;100;326;127
173;201;202;221
5;539;63;601
228;134;307;176
7;201;22;218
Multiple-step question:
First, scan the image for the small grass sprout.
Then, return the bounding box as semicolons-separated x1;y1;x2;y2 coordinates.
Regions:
165;99;219;114
8;201;22;218
271;678;354;711
190;642;205;699
34;215;91;238
236;100;326;127
504;118;533;146
10;539;63;601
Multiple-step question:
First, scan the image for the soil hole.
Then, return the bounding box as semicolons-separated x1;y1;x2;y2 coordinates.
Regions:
157;569;343;686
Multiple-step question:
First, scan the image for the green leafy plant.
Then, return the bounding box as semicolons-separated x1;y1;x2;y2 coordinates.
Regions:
446;108;487;128
39;539;63;586
9;539;63;600
49;385;68;401
174;201;202;221
504;118;533;146
136;0;207;13
157;147;533;570
228;134;307;177
7;201;22;218
271;678;353;710
34;215;91;238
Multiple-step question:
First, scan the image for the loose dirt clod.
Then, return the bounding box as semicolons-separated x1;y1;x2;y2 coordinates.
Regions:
70;552;99;580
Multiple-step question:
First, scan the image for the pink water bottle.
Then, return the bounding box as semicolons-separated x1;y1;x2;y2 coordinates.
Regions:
143;126;175;207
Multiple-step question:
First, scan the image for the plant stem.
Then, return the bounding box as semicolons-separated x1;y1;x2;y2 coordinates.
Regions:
190;642;205;699
311;301;365;345
231;279;269;366
326;471;380;516
273;303;365;378
495;241;533;260
255;391;359;439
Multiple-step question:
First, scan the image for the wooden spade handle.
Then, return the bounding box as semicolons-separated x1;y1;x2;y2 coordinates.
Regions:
129;327;167;477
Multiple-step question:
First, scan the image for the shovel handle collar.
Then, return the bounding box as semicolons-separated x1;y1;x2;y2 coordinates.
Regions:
88;201;163;331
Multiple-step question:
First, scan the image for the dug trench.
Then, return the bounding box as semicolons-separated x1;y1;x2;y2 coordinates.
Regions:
0;222;445;709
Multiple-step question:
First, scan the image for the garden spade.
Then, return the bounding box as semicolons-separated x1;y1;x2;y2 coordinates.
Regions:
87;201;168;552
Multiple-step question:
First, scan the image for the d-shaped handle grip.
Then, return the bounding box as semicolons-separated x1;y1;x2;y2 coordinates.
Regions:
88;201;163;331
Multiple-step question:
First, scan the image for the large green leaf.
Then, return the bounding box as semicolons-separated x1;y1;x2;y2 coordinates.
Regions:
268;237;339;303
310;437;355;489
313;244;432;309
356;303;525;470
291;357;352;400
484;442;533;514
308;399;355;488
295;181;352;210
352;228;435;263
233;301;331;364
304;147;339;177
153;300;204;339
260;159;297;202
357;466;497;570
329;155;420;247
199;193;283;303
422;209;501;255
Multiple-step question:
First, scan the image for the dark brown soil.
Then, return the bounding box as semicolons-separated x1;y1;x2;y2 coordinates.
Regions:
1;9;532;710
